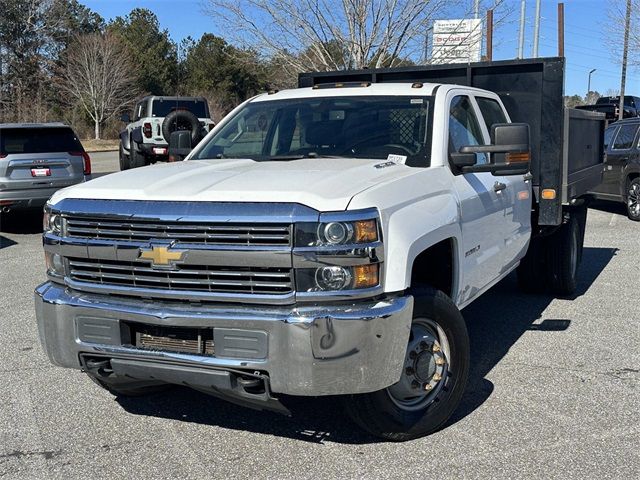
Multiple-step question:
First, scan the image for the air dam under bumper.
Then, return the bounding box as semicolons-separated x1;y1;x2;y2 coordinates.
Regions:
35;282;413;396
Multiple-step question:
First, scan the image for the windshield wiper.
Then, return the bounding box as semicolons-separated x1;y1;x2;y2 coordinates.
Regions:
264;154;307;161
262;153;347;161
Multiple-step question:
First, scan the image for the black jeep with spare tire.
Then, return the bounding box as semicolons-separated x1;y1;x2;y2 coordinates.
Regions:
118;96;215;170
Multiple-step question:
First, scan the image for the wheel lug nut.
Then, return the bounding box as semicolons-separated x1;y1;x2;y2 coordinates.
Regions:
424;383;433;391
435;357;445;366
432;373;442;382
405;367;414;376
411;380;420;389
432;344;441;353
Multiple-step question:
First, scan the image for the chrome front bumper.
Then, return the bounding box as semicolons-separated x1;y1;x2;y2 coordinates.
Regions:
35;282;413;396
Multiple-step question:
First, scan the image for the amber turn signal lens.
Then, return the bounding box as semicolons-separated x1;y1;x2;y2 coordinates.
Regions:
506;152;530;163
541;188;557;200
353;264;379;289
354;219;378;243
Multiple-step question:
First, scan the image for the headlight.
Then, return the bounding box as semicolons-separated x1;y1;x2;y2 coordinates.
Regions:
296;217;379;247
44;251;66;277
296;264;379;292
43;208;63;236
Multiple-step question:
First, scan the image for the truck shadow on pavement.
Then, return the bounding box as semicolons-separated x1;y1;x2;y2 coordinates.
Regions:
115;246;617;444
0;210;44;235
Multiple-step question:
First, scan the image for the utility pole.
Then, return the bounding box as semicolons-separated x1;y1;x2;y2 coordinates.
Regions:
474;0;480;19
518;0;526;59
532;0;541;57
557;3;564;57
619;0;632;121
486;9;494;61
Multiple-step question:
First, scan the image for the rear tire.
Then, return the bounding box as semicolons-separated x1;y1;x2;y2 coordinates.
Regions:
343;287;469;441
547;215;581;296
627;177;640;221
129;142;146;169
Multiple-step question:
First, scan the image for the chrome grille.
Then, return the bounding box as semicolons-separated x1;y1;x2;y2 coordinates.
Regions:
129;323;214;356
65;217;291;246
68;258;293;295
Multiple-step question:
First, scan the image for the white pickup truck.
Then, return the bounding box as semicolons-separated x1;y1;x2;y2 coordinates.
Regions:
36;58;605;441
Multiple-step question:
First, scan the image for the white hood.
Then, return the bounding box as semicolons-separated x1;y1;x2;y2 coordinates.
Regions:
50;157;416;211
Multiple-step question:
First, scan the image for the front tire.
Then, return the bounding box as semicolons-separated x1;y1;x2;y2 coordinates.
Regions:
343;287;469;441
627;177;640;221
119;144;130;170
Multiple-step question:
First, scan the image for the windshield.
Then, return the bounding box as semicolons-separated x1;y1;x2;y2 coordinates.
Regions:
192;96;432;166
0;127;82;155
152;99;208;118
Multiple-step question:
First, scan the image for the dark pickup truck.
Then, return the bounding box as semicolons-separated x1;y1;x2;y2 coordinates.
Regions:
576;95;640;121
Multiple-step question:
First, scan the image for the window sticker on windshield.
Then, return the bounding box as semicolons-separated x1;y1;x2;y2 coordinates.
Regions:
257;115;268;131
387;154;407;164
410;99;424;104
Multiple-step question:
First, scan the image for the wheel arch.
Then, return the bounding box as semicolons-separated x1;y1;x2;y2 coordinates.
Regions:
408;237;459;300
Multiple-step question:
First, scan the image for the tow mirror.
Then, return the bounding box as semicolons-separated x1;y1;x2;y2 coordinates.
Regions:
168;130;193;162
120;112;130;123
457;123;530;175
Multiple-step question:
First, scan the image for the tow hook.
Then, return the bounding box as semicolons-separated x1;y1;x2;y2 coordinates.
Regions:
84;358;113;377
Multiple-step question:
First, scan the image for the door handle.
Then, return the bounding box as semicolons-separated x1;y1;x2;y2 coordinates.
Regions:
493;181;507;192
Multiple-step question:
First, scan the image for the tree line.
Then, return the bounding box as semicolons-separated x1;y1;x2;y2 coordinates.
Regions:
0;1;284;139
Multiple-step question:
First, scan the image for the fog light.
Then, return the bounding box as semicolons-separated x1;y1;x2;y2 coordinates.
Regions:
315;266;351;290
45;252;65;276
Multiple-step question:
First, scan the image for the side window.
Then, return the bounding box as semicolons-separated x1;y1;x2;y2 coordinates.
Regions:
448;95;488;165
612;124;638;150
133;102;144;121
603;127;618;150
476;97;508;132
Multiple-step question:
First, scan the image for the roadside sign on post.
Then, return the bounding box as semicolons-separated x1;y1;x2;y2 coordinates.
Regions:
431;19;483;64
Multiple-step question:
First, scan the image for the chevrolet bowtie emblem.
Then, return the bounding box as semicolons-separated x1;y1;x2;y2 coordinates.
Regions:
138;245;186;269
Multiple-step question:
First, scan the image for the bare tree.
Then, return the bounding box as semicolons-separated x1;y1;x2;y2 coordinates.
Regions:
59;33;137;139
605;0;639;66
203;0;459;74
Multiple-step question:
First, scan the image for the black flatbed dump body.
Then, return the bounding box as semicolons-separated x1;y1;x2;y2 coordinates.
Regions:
299;57;605;226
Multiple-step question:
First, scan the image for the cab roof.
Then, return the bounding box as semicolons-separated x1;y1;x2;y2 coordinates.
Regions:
251;82;492;102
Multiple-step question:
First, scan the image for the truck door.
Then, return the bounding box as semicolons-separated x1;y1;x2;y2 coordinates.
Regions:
475;95;532;273
605;123;638;197
448;94;506;302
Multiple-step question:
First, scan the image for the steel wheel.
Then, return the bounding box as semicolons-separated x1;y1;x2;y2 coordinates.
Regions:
387;318;451;412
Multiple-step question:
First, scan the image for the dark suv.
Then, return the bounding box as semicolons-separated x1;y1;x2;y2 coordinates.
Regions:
590;117;640;220
0;123;90;212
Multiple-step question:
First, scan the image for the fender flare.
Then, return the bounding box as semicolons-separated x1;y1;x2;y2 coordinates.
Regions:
119;130;131;152
130;126;143;146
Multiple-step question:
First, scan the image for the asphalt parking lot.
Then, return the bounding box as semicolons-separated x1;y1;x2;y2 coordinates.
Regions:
1;151;638;479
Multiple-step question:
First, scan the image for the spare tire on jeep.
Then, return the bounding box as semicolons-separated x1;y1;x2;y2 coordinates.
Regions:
162;109;201;145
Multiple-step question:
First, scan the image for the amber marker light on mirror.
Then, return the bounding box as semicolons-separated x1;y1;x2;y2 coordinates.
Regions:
505;151;530;163
353;264;379;289
354;219;378;243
